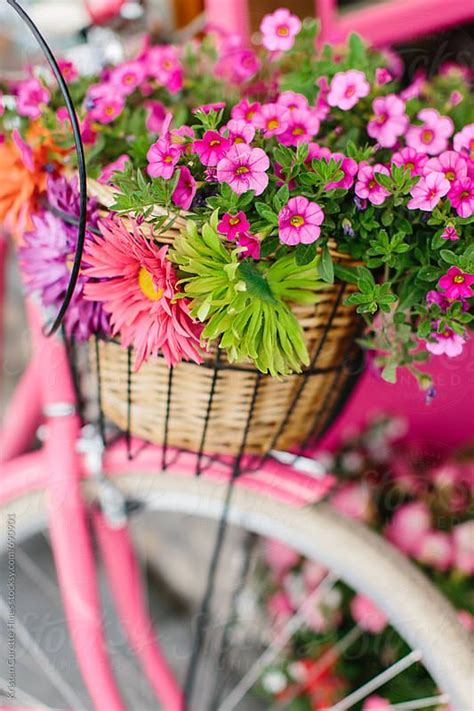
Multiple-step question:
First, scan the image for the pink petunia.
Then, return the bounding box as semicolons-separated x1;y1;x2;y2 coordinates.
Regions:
386;501;432;555
278;196;324;246
449;177;474;218
355;163;390;206
98;154;130;184
425;150;467;190
327;70;370;111
277;91;309;112
416;530;453;571
367;94;408;148
426;327;466;358
407;171;450;211
216;144;270;196
192;102;225;115
375;67;392;86
326;152;358;190
109;60;146;96
391;146;428;176
453;521;474;575
215;48;260;84
314;76;330;120
57;60;78;83
453;123;474;159
363;696;392;711
146;138;180;180
194;130;231;167
144;100;167;133
438;267;474;299
224;119;255;145
145;45;183;93
441;224;459;241
400;70;426;101
88;86;125;124
253;103;290;137
350;594;388;634
405;108;454;155
237;232;261;260
260;8;302;52
16;78;50;120
217;211;250;241
172;166;196;210
331;482;371;522
84;218;203;370
278;108;320;146
231;99;261;124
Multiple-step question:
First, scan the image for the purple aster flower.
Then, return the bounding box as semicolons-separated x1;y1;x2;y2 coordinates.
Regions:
20;176;110;340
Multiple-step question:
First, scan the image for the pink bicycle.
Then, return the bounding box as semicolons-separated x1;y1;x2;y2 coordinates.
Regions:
0;1;472;709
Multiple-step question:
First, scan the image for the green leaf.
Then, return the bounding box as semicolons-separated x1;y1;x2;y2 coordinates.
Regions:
334;263;359;284
238;260;277;304
381;363;397;383
295;242;318;266
317;246;334;284
440;249;458;265
347;33;368;68
255;202;278;224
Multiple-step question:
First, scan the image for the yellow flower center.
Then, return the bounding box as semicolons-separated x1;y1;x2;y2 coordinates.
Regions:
290;215;305;227
164;155;174;163
138;267;163;301
277;25;289;36
453;275;465;284
229;216;240;226
267;119;280;130
236;165;250;175
446;170;456;181
292;127;304;136
209;139;221;147
234;136;245;144
422;129;434;143
105;105;116;115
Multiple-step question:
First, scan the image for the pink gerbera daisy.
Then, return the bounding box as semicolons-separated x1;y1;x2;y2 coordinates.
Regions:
260;8;302;52
216;144;270;196
278;196;324;245
84;218;203;370
194;130;231;167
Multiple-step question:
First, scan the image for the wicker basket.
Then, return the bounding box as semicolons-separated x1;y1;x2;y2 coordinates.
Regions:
88;181;362;457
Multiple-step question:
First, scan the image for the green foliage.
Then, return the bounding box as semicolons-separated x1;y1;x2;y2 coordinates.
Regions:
170;215;325;376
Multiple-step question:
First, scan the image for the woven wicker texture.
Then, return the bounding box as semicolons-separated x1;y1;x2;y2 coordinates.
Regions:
88;180;362;456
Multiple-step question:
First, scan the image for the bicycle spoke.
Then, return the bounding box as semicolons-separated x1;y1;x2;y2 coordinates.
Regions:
217;573;337;711
392;695;449;710
0;596;83;709
16;546;59;603
327;649;423;711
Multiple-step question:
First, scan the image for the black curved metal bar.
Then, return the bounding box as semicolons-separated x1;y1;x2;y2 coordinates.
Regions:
6;0;88;336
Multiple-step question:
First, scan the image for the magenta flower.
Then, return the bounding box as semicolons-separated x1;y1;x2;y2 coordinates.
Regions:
277;91;309;112
237;233;261;260
453;123;474;159
216;144;270;196
449;177;474;218
144;100;167;133
375;67;392;86
216;48;260;84
146;45;183;93
172;166;196;210
194;130;231;167
224;119;255;145
58;60;78;83
16;78;50;120
146;138;180;179
391;147;428;176
327;70;370;111
279;109;320;146
88;87;125;124
426;327;465;358
438;267;474;299
405;108;454;155
12;129;34;171
407;171;450;211
99;154;130;184
367;94;408;148
326;152;358;190
400;70;426;101
314;76;330;120
110;60;146;96
355;163;390;206
217;211;250;241
193;102;225;116
260;8;302;52
278;196;324;246
350;594;388;634
231;99;261;124
441;224;459;241
425;150;467;190
253;103;290;137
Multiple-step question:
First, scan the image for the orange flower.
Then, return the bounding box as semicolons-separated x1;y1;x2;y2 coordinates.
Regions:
0;123;66;240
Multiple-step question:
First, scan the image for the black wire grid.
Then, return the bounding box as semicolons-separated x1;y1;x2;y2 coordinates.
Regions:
10;2;364;707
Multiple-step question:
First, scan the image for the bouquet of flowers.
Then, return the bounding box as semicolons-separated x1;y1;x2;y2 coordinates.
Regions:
1;8;473;388
258;415;473;710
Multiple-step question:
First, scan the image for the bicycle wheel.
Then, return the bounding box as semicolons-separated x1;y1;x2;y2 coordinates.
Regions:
0;469;471;710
